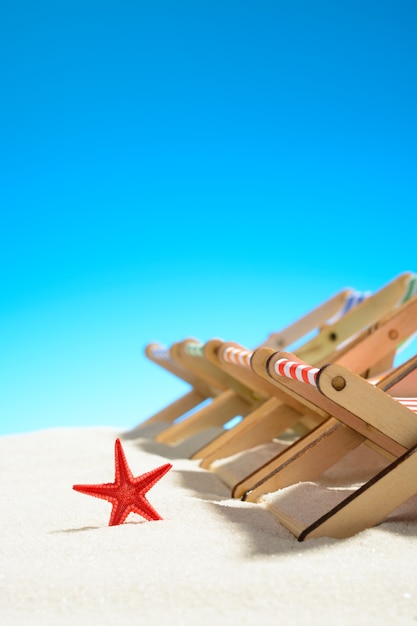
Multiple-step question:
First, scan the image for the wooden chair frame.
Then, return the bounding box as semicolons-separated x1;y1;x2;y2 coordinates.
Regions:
245;355;417;540
189;274;416;467
230;293;417;501
125;287;360;437
153;272;414;449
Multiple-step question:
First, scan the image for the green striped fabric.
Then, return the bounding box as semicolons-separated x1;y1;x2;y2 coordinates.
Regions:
184;342;204;357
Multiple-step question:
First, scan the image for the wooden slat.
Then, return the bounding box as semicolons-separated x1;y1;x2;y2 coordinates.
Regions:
317;362;417;450
262;288;355;350
155;389;254;445
300;444;417;540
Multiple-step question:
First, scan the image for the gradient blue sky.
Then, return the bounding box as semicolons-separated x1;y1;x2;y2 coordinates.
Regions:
1;1;416;435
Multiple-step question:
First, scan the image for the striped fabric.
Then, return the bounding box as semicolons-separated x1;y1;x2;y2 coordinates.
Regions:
184;342;204;357
395;398;417;414
271;357;417;415
273;357;319;386
222;346;253;369
148;345;171;361
339;290;371;316
325;289;371;326
396;274;417;355
326;274;416;329
400;274;417;304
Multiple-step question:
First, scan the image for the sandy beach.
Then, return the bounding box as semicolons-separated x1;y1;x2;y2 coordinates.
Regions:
1;426;417;625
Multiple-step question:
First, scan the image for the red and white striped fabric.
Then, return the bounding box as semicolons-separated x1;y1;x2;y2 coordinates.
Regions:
222;346;252;369
394;398;417;414
273;357;320;386
273;357;417;415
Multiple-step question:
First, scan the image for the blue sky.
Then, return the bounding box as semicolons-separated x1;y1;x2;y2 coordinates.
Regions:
1;1;416;435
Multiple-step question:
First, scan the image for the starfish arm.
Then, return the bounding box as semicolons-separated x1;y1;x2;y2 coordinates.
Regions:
108;496;163;525
109;501;135;526
133;496;164;522
73;482;119;503
114;438;134;484
134;463;172;495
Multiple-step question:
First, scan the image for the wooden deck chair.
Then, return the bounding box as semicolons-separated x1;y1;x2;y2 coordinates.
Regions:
243;351;417;540
188;273;417;467
231;293;417;501
155;272;415;449
124;340;222;439
125;287;366;438
237;352;415;500
151;272;416;450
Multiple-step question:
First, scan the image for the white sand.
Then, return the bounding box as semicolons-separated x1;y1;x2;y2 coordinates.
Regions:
1;427;417;625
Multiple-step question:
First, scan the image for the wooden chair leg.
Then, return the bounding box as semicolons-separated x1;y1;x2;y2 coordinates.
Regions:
299;443;417;540
126;389;206;437
193;398;302;467
155;389;253;445
238;419;365;501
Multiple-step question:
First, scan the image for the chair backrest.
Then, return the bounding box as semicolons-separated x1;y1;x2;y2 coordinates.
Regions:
144;286;364;390
212;272;416;379
294;271;416;364
261;288;369;350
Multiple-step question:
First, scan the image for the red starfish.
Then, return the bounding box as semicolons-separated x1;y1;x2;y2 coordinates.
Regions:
73;438;172;526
